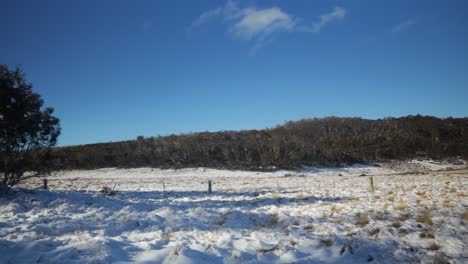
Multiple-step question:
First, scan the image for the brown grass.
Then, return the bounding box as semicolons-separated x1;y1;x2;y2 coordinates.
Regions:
417;210;433;225
389;221;402;228
462;211;468;221
442;199;454;208
426;242;440;251
262;213;279;227
415;191;426;196
374;210;389;220
394;201;407;211
368;228;380;237
419;232;434;239
398;212;411;221
355;213;369;226
331;205;343;213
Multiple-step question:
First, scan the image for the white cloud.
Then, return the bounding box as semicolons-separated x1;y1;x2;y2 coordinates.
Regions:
231;7;295;39
392;19;416;33
190;1;345;49
310;6;346;33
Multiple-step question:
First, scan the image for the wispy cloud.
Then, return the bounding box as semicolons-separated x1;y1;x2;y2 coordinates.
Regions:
300;6;346;33
392;19;416;33
189;1;346;50
231;7;295;40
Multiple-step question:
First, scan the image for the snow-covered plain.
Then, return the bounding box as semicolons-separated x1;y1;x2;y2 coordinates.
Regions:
1;160;467;263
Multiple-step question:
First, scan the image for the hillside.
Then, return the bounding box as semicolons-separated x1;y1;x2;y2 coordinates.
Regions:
49;116;468;170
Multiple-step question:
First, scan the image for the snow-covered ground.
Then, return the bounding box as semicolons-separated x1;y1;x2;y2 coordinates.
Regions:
1;160;467;263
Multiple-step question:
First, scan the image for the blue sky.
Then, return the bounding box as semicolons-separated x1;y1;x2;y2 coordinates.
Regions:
2;0;467;146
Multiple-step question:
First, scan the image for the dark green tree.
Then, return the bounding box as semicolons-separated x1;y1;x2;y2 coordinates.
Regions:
1;65;61;191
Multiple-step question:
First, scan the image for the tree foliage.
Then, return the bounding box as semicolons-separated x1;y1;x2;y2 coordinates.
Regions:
0;65;61;188
50;116;467;171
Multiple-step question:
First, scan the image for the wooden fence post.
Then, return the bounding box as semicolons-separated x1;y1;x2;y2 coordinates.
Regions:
43;179;48;190
369;177;374;193
208;180;212;194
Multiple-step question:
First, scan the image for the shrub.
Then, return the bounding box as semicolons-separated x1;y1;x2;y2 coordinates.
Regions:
0;65;60;191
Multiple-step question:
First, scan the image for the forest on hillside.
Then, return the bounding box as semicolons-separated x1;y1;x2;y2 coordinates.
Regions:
49;116;468;170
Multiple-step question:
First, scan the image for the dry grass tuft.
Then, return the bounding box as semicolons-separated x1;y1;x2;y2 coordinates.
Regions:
331;205;343;213
462;211;468;221
374;210;389;220
398;212;411;221
320;238;334;247
262;213;279;227
417;210;433;225
415;191;426;196
321;210;333;219
394;201;407;211
389;221;402;228
295;193;307;200
426;242;440;251
442;199;454;208
355;213;370;226
419;232;434;239
368;228;380;237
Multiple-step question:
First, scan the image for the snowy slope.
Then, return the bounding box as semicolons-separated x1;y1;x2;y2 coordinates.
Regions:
1;160;467;263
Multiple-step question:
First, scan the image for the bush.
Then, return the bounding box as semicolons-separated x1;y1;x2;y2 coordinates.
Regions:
0;65;60;191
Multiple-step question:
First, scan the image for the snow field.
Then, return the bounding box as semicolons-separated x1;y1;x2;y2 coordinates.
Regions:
1;162;467;263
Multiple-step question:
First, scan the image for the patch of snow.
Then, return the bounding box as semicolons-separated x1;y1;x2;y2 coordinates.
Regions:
1;161;467;263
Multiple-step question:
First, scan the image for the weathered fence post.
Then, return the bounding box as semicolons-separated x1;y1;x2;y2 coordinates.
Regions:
162;181;166;196
208;180;212;194
43;179;48;190
368;177;374;193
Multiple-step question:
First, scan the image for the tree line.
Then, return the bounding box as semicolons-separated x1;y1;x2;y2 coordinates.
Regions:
49;116;468;171
3;64;466;189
